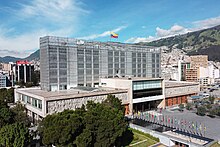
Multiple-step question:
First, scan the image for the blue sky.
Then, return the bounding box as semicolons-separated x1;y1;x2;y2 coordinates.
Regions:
1;0;220;57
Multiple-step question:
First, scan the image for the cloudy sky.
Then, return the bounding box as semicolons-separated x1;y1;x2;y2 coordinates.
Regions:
1;0;220;58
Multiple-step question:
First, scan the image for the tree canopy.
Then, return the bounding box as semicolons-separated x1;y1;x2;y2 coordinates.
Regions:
76;101;127;147
0;90;31;147
11;102;31;127
39;108;85;146
0;87;14;104
0;123;31;147
39;94;129;147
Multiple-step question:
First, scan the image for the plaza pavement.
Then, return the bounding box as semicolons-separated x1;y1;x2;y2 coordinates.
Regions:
161;108;220;141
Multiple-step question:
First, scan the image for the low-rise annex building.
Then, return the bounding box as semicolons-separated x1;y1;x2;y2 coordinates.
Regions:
15;77;165;122
14;78;200;122
165;81;200;107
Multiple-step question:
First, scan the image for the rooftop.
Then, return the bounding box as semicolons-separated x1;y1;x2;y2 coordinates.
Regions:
165;81;199;88
102;77;163;82
16;87;128;101
41;36;161;51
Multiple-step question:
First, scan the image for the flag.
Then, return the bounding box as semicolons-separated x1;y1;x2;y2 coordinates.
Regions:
110;32;118;38
192;122;195;131
146;112;149;120
199;123;202;133
195;121;198;132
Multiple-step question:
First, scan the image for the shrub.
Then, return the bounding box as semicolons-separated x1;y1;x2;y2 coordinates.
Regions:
197;106;206;116
208;96;215;104
206;104;212;110
186;103;192;110
179;104;184;111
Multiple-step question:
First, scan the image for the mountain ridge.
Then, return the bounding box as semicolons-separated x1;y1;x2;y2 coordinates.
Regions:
0;49;40;63
1;25;220;63
138;25;220;61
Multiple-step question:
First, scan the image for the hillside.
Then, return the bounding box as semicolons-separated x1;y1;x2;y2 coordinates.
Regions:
0;56;21;63
23;49;40;61
0;49;39;63
139;25;220;61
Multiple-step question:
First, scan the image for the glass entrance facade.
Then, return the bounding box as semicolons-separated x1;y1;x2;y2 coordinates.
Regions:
133;100;162;113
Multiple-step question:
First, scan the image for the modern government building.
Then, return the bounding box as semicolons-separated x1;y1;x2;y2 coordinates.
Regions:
14;36;199;122
40;36;161;91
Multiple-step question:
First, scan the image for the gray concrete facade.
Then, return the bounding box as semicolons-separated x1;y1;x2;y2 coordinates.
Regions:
40;36;161;91
165;81;200;98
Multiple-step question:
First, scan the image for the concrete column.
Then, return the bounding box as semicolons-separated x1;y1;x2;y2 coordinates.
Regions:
18;65;20;82
91;49;94;87
24;65;27;83
57;47;60;91
30;65;32;82
84;49;86;87
11;71;14;87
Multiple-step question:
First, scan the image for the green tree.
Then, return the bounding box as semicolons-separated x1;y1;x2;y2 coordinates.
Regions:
6;88;14;103
39;96;129;147
0;107;14;128
11;102;30;127
216;107;220;116
186;103;192;110
0;123;31;147
197;106;207;116
209;109;216;116
0;88;7;104
103;94;125;113
0;93;13;128
31;70;40;86
25;82;34;88
16;80;25;88
208;96;215;104
76;101;127;147
0;88;14;104
206;104;212;110
39;108;85;146
179;103;184;111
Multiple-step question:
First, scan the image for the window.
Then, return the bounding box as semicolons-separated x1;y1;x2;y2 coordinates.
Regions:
38;100;42;109
27;97;31;104
114;51;119;56
32;98;38;107
22;95;25;101
133;80;162;90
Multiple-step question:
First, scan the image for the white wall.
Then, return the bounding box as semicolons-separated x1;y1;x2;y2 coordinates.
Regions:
199;64;219;79
199;67;208;78
214;69;220;79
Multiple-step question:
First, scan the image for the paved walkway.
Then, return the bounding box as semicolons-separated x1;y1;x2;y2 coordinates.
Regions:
129;139;148;146
149;143;167;147
163;131;208;145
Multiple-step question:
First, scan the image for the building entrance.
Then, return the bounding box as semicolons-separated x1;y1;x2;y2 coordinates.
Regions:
133;100;162;113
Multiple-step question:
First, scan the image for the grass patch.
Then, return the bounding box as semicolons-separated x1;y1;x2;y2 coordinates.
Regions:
128;128;159;147
211;142;220;147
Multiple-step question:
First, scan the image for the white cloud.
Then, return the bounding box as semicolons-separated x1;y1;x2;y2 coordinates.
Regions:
126;16;220;44
156;24;190;38
125;36;155;43
19;0;88;23
0;28;47;58
126;24;190;43
0;0;89;58
79;26;127;40
193;16;220;29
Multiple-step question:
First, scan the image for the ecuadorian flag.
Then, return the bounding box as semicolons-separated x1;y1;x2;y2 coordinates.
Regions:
110;32;118;38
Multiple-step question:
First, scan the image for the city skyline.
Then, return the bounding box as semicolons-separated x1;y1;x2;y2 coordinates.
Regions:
0;0;220;57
